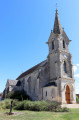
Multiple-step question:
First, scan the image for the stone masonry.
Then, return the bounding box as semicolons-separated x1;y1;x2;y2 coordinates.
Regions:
4;9;76;104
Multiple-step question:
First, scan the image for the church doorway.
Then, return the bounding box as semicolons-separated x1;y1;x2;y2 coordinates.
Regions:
65;85;70;104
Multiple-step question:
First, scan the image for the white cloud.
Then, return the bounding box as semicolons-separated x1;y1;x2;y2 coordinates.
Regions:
73;66;77;72
76;88;79;94
74;74;79;77
77;64;79;67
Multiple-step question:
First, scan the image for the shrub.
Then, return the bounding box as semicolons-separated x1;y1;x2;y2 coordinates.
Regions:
24;101;35;110
76;96;79;103
6;90;31;101
0;100;6;109
60;107;70;112
14;100;43;111
15;100;48;111
24;101;48;111
14;101;25;110
0;99;70;112
0;99;11;109
47;101;60;111
0;99;18;109
14;100;70;112
56;107;70;112
39;101;48;111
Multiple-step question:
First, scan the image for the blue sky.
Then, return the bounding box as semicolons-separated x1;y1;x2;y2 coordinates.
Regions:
0;0;79;93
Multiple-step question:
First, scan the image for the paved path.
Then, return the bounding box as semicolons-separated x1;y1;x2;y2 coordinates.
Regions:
61;104;79;108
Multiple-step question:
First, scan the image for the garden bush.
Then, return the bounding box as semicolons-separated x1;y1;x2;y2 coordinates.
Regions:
47;101;60;111
14;100;46;111
24;100;48;111
14;101;25;110
76;96;79;103
0;99;70;112
14;100;70;112
0;99;18;109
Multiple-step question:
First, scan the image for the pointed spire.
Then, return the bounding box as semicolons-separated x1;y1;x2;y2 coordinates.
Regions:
53;8;62;34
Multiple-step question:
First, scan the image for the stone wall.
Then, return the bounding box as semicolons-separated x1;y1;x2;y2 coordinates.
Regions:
43;86;58;101
18;62;49;100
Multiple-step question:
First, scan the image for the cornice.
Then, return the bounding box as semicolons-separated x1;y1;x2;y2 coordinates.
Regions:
60;77;75;82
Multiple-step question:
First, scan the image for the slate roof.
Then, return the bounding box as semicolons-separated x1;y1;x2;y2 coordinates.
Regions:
44;82;57;87
62;30;70;41
7;79;18;86
53;9;62;34
17;60;47;80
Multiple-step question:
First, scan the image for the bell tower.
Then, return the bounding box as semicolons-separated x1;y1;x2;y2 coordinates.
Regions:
47;9;76;104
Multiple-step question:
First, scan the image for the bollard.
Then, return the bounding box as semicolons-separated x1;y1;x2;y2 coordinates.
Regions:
9;100;13;114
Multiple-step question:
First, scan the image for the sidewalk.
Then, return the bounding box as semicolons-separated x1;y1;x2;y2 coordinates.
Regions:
61;104;79;108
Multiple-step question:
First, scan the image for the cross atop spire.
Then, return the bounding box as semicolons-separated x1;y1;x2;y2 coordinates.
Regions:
56;3;58;14
56;3;57;9
53;8;62;34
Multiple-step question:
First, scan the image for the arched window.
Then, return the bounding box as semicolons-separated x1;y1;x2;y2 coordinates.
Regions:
64;61;67;73
52;41;54;50
63;40;65;48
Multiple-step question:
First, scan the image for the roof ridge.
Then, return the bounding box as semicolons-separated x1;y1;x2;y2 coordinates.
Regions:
16;60;47;80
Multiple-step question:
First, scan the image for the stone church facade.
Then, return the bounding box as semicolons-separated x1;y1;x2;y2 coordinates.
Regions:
4;9;76;104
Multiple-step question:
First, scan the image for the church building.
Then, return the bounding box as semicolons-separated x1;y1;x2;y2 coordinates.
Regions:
4;9;76;104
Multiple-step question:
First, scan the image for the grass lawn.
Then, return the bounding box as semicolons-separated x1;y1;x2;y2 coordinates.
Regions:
0;109;79;120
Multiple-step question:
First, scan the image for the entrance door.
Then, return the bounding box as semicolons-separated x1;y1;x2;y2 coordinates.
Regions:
65;85;70;104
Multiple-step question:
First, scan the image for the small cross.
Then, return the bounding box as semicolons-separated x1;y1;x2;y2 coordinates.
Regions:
56;3;57;10
56;3;58;14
